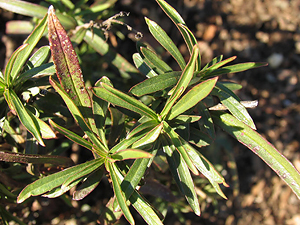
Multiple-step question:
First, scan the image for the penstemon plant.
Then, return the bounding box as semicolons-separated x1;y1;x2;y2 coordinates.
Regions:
0;0;300;224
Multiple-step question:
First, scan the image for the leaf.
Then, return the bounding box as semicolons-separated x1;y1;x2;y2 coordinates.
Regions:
177;24;201;70
48;6;96;132
4;44;28;86
49;119;94;151
0;0;76;29
161;45;199;119
201;56;236;78
206;62;268;78
155;0;201;70
167;77;218;120
24;45;50;70
49;77;108;155
62;158;105;190
212;111;300;199
17;158;104;203
92;83;158;120
126;119;159;139
16;63;56;85
162;121;198;175
133;53;158;78
129;71;181;97
132;123;163;149
145;17;186;70
171;115;201;124
161;135;200;215
179;137;228;199
92;77;111;146
4;88;44;146
113;155;164;224
140;47;172;74
107;161;135;225
0;150;73;166
201;55;223;71
212;82;256;129
111;149;153;161
73;167;104;201
10;13;48;84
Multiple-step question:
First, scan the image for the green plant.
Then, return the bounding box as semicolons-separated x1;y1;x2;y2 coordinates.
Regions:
1;0;300;224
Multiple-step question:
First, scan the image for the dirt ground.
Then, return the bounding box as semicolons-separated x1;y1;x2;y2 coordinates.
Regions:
1;0;300;224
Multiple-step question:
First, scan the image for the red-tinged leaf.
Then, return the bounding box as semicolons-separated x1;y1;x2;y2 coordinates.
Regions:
47;6;95;131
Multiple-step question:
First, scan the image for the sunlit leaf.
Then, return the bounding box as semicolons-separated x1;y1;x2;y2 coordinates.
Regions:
167;77;218;120
92;83;158;120
212;111;300;199
107;161;135;224
212;82;256;129
161;135;200;215
17;158;104;203
111;149;153;161
145;17;186;70
133;53;158;78
4;89;44;146
161;45;199;119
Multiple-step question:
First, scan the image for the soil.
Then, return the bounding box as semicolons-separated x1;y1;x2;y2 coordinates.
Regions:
1;0;300;224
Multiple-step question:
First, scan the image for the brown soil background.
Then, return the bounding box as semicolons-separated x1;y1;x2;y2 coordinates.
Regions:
1;0;300;224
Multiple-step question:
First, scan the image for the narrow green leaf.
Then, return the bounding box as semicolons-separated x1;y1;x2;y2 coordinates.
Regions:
167;77;218;120
129;71;181;97
113;156;164;224
161;45;199;119
219;81;243;91
133;53;158;78
92;77;111;146
24;46;50;69
212;111;300;199
0;150;73;166
201;56;236;79
189;128;212;148
161;135;200;215
49;119;94;151
107;162;135;225
10;13;48;83
155;0;201;70
48;6;96;132
121;146;158;201
111;149;153;161
126;119;159;139
0;0;76;29
49;77;108;155
206;62;268;78
177;24;201;70
42;177;83;198
17;158;104;203
172;115;201;124
162;121;199;175
62;158;104;190
140;47;172;74
16;63;56;85
73;167;104;201
4;44;28;86
212;82;256;129
84;30;140;79
92;83;158;120
201;55;223;71
145;17;186;70
179;137;228;199
26;109;56;139
132;123;163;149
4;89;44;146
